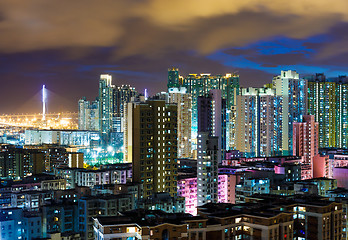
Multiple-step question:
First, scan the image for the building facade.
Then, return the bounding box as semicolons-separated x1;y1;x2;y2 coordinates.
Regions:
293;115;319;177
236;87;282;157
78;97;100;131
197;132;220;206
99;74;114;141
168;87;192;158
307;74;348;148
273;70;307;155
168;68;239;150
126;100;178;199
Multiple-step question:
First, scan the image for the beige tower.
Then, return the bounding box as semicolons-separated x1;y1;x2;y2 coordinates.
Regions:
125;99;178;199
168;87;192;158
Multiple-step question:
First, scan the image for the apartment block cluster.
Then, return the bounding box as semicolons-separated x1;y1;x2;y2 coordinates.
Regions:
78;74;138;148
1;69;348;240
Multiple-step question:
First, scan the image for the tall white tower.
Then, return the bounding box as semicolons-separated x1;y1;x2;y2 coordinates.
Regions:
42;85;47;121
273;70;307;155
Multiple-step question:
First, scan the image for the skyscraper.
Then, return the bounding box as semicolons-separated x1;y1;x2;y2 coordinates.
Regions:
111;85;138;148
293;115;319;178
197;132;219;206
235;87;282;157
197;89;227;156
273;70;307;155
167;67;180;89
78;97;88;130
168;69;239;150
125;99;178;199
78;97;99;131
168;87;192;158
99;74;114;141
307;74;348;148
113;85;138;124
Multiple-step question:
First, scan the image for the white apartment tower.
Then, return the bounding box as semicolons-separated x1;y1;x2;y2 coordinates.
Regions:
273;70;307;155
236;87;282;157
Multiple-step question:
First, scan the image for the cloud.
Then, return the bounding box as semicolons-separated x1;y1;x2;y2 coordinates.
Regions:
0;0;347;58
2;0;348;113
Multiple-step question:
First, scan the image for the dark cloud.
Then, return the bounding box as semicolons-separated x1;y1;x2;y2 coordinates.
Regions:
253;52;309;66
221;22;348;70
1;0;348;113
235;68;274;88
0;0;345;56
224;48;256;56
303;22;348;60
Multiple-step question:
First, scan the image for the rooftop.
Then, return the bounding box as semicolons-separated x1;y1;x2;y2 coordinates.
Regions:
95;209;195;227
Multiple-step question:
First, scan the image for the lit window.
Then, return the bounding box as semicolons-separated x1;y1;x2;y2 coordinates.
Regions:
127;227;137;233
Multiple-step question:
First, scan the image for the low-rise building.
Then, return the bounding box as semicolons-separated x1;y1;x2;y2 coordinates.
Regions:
93;210;193;240
78;194;135;240
42;200;79;236
93;195;343;240
294;177;337;196
138;192;185;213
55;164;132;189
0;208;42;240
177;175;197;216
11;189;54;210
235;178;270;203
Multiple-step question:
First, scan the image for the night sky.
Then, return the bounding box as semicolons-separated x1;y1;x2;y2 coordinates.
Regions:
1;0;348;114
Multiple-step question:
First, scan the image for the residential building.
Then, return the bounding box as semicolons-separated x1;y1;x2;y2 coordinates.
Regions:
112;85;138;123
78;194;135;240
274;163;302;182
111;84;138;149
93;210;190;240
294;177;337;196
125;99;178;198
25;129;100;147
293;115;319;163
0;208;42;240
42;201;79;236
93;196;343;240
0;148;45;179
99;74;114;141
273;70;307;155
78;97;100;131
307;74;348;148
333;167;348;189
236;87;282;157
177;175;198;216
138;192;185;213
168;68;239;149
168;87;192;158
10;189;54;210
235;178;270;203
55;164;132;189
197;132;220;206
197;89;227;154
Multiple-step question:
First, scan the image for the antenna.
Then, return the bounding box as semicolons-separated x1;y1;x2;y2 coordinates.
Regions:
144;89;148;100
42;85;46;121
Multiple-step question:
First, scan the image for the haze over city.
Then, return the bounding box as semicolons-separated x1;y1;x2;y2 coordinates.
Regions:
1;0;348;113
